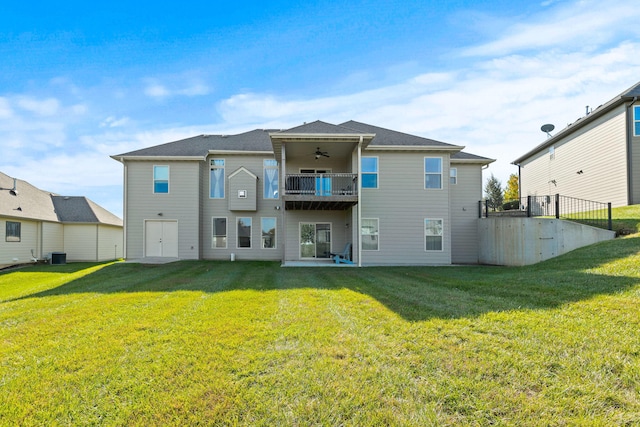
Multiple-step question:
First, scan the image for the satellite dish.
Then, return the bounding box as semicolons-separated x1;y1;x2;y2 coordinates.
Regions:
541;124;555;133
541;124;555;138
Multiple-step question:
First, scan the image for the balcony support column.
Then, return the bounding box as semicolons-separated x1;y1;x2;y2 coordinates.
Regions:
357;136;363;267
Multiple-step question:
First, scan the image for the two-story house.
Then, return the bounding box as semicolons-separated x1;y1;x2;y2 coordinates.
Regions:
112;121;494;266
513;81;640;207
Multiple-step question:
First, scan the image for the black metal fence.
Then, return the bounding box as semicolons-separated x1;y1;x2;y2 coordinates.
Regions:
479;194;612;230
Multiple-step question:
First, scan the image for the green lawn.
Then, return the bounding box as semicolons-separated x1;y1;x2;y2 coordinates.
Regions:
1;238;639;424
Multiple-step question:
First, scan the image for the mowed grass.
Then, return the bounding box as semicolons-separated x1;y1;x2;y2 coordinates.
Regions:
1;235;640;424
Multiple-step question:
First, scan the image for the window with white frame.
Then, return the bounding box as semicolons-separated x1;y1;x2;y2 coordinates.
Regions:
212;217;227;248
425;219;443;251
450;167;457;185
362;157;378;189
210;159;225;198
424;157;442;189
549;145;555;160
261;217;276;249
153;165;169;194
5;221;21;242
263;159;279;199
361;218;379;251
237;217;252;248
634;105;640;137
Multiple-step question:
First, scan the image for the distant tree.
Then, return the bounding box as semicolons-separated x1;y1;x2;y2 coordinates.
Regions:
484;174;504;211
504;174;519;201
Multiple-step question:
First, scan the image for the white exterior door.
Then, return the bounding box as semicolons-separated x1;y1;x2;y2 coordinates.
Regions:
145;220;178;257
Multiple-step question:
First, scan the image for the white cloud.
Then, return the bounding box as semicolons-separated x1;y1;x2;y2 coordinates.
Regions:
100;116;130;128
16;96;60;116
144;79;210;99
145;84;170;98
462;0;640;57
0;97;13;119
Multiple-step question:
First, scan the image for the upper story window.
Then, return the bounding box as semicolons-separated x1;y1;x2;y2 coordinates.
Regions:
362;157;378;189
210;159;225;199
153;165;169;194
549;145;555;160
6;221;21;242
264;159;279;199
450;168;457;185
634;105;640;136
424;157;442;189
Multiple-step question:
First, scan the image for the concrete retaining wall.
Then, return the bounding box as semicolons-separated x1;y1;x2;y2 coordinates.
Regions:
478;218;615;266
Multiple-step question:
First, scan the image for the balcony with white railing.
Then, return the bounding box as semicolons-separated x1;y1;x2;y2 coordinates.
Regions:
283;173;358;210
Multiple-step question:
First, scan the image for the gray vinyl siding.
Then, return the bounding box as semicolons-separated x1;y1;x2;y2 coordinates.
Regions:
520;105;628;207
0;217;39;266
359;151;451;265
125;160;201;259
450;163;483;264
202;154;283;261
228;169;258;211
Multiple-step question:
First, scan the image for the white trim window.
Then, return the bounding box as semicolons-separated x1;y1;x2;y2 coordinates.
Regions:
424;157;442;189
425;219;443;251
263;159;279;199
634;105;640;137
549;145;555;160
210;159;225;198
212;217;227;248
261;217;276;249
361;157;378;189
450;167;457;185
361;218;379;251
153;165;169;194
237;217;252;248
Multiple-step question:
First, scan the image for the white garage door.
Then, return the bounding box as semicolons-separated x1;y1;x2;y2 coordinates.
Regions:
145;220;178;258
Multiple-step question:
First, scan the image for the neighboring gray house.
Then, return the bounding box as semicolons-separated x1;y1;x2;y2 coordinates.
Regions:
112;121;494;266
513;81;640;207
0;172;123;267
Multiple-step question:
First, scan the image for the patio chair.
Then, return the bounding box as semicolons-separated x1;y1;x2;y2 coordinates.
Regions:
330;243;353;264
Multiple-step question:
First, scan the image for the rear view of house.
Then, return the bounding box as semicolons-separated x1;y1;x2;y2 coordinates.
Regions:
513;81;640;207
112;121;494;266
0;172;123;267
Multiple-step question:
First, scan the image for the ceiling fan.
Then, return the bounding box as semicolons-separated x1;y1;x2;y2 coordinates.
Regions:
314;147;330;159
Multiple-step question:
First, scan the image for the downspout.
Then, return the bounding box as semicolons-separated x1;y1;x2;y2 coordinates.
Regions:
626;96;638;205
357;136;363;267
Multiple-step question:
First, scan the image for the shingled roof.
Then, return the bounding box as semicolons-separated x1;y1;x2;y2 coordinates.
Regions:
0;172;122;226
112;120;493;165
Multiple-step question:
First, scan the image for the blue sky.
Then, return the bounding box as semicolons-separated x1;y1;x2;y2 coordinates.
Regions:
2;0;640;216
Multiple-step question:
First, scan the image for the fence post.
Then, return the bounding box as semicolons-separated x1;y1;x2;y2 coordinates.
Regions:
608;202;612;231
555;193;560;219
485;199;489;216
527;195;532;217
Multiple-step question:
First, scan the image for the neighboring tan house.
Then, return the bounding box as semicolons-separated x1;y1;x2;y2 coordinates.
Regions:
112;121;494;266
0;172;123;267
512;81;640;207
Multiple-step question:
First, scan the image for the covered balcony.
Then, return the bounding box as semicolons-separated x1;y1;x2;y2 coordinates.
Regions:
283;173;358;210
